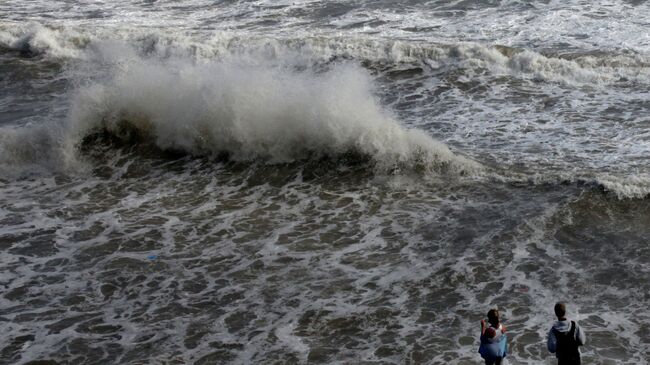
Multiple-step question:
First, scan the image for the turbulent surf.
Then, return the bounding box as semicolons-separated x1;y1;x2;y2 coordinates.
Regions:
1;1;649;364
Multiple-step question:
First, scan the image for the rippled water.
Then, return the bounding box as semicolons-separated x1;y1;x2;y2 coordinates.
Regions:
1;1;649;364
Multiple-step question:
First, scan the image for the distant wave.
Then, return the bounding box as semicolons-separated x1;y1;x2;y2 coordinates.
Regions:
0;22;83;58
1;21;648;86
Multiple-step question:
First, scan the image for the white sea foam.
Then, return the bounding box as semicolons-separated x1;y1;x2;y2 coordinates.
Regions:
276;323;310;355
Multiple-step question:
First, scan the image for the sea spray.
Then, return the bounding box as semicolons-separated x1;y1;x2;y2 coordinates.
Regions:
0;123;82;178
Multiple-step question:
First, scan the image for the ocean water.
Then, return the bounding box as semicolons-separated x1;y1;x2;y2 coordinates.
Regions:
1;1;649;364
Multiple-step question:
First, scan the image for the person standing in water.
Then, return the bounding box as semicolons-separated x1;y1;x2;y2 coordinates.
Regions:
547;302;586;365
478;308;507;365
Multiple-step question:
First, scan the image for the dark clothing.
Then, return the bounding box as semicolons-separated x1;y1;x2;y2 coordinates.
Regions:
553;321;581;364
558;357;581;365
484;358;502;365
548;319;586;365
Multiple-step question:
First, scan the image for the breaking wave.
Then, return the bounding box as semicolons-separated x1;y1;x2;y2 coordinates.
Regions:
66;59;481;174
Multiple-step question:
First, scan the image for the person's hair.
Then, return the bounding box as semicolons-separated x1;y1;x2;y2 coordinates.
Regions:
487;309;499;326
554;302;566;319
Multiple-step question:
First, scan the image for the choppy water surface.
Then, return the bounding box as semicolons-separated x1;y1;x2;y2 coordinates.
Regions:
1;1;649;364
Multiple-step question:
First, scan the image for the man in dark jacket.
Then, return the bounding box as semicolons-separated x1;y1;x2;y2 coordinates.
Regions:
547;302;586;364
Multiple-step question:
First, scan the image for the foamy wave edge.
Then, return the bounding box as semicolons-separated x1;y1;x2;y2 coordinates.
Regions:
491;172;650;200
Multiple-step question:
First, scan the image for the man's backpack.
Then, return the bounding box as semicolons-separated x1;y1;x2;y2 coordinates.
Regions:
553;321;581;362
